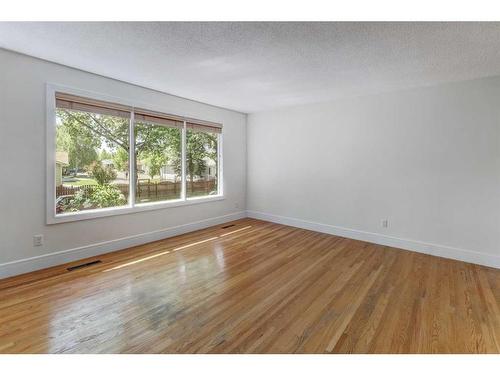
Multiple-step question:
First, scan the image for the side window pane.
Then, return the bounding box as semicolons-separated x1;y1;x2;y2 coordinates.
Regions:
55;109;130;214
186;130;219;198
134;121;182;203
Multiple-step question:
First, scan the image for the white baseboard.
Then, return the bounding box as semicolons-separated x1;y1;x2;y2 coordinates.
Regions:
247;210;500;269
0;211;246;279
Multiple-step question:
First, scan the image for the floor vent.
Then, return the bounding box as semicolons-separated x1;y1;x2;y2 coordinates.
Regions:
222;224;236;229
67;260;102;271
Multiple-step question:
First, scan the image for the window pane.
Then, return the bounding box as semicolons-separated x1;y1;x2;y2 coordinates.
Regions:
134;121;182;203
55;108;130;215
186;130;219;198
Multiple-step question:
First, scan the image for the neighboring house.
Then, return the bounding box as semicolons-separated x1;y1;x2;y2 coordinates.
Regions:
160;164;177;181
203;157;217;180
55;151;69;186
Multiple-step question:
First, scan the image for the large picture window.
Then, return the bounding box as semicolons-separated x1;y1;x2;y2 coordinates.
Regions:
49;89;223;223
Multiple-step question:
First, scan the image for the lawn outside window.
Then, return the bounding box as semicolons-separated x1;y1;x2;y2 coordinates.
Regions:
46;84;223;224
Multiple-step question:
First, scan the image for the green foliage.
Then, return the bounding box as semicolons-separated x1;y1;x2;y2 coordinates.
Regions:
112;148;129;172
174;130;218;182
88;184;127;208
56;118;98;171
134;123;181;156
90;162;117;185
56;108;130;175
56;109;129;152
135;123;181;179
62;189;92;212
99;149;113;161
143;152;167;179
63;185;126;212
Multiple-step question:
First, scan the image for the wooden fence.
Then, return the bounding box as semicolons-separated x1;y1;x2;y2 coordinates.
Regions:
56;180;217;201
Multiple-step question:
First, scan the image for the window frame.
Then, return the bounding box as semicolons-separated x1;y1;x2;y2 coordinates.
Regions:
46;84;224;224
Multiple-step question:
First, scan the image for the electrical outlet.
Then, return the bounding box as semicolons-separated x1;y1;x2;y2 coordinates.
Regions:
381;219;388;228
33;234;44;247
235;202;240;209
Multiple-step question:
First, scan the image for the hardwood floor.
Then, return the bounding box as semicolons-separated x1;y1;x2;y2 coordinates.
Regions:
1;218;500;353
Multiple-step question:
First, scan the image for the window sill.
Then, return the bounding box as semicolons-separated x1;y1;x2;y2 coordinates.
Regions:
47;195;225;224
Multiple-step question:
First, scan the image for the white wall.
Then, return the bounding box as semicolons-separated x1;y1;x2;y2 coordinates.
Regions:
247;77;500;268
0;49;246;277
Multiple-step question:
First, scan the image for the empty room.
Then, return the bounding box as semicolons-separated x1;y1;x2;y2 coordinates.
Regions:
2;6;500;366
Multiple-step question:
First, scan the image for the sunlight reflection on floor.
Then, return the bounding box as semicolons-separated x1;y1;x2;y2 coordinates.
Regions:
102;225;252;272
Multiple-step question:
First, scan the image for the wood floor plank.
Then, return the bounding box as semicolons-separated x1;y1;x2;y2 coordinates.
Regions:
0;218;499;353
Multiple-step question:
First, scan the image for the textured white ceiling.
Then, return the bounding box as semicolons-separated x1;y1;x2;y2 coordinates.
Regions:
1;22;500;113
